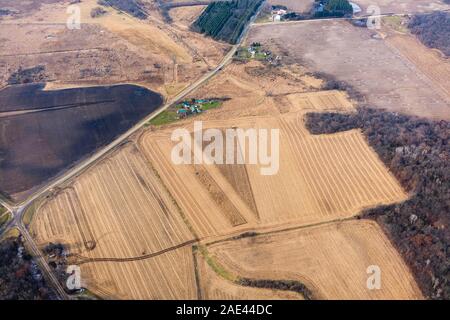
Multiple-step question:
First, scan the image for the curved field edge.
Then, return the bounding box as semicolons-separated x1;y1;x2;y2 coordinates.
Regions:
305;108;448;299
207;219;423;300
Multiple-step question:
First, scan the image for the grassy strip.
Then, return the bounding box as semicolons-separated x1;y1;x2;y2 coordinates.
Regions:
148;109;179;126
200;100;221;111
196;245;237;282
196;244;312;299
148;100;223;126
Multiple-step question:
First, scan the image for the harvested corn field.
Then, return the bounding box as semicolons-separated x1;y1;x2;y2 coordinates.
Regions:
245;113;408;226
207;220;424;300
195;251;303;300
169;5;207;29
286;90;354;112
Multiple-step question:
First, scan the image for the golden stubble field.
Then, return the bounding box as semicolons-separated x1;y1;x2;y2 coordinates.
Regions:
29;61;419;299
248;20;450;120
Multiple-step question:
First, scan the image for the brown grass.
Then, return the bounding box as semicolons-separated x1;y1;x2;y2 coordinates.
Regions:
0;0;229;98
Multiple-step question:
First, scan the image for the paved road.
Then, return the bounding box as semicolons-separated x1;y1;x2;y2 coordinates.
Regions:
0;43;239;300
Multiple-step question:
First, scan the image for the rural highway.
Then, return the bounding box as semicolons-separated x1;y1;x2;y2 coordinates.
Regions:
0;1;267;300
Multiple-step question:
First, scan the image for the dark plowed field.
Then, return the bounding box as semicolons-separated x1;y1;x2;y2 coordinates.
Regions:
0;83;163;202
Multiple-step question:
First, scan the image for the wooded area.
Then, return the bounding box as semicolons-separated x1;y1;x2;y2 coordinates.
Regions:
0;237;56;299
313;0;353;18
306;108;450;299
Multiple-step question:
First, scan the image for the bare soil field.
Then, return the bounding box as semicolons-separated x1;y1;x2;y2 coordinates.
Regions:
0;84;162;202
208;219;424;299
30;143;197;298
248;20;450;120
384;33;450;98
352;0;450;14
195;251;303;299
